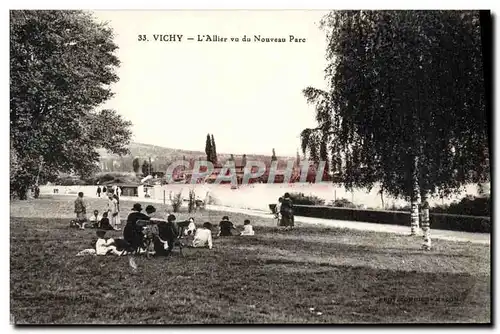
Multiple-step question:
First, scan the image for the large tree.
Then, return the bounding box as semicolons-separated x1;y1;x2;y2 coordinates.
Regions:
271;148;277;161
211;134;218;164
205;134;212;163
301;11;489;249
141;160;150;176
10;10;131;198
132;158;140;173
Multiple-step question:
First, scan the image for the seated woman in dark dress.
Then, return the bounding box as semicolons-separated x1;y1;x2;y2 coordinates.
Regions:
99;212;115;230
218;216;238;236
152;214;179;256
124;203;150;252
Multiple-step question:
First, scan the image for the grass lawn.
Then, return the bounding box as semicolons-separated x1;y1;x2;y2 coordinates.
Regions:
10;196;491;324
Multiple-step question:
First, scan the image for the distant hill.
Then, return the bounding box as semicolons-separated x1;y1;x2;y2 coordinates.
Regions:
97;142;206;160
97;142;296;172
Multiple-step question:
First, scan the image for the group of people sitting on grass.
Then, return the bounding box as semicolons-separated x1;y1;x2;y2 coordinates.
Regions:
76;202;255;257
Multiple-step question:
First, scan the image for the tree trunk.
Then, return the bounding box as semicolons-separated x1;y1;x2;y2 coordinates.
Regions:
410;156;420;236
421;192;431;250
380;187;385;209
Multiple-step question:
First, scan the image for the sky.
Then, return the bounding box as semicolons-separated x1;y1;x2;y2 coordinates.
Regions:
92;10;331;156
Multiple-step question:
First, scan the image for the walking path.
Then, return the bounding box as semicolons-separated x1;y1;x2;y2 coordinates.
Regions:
206;205;490;245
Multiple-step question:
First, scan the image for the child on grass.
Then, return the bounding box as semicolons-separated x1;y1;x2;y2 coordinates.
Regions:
99;212;115;230
89;210;101;228
95;230;124;256
76;230;124;256
240;219;255;236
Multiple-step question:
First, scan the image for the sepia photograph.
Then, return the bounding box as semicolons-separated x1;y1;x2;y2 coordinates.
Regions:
9;8;491;325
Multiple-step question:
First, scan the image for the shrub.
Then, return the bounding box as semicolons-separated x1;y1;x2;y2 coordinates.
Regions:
92;172;139;185
431;195;490;217
329;198;358;208
188;189;196;213
387;203;411;212
292;205;490;233
170;191;183;213
206;193;219;205
55;176;87;186
288;192;325;206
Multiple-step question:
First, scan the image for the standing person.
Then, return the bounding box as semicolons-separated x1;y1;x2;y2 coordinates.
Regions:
102;186;107;194
218;216;237;236
280;193;294;230
124;203;150;253
96;186;102;198
275;197;283;227
107;193;120;230
113;194;120;212
74;192;87;230
34;185;40;199
116;186;122;199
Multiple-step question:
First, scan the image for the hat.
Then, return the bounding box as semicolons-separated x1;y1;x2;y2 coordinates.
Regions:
96;229;106;238
145;205;156;214
132;203;143;211
222;216;229;220
167;214;176;222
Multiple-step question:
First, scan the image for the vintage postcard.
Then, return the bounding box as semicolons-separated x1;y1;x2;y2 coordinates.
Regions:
9;9;491;325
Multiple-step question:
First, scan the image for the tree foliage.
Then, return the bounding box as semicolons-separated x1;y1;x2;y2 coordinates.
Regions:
132;158;140;173
204;133;218;164
10;10;132;198
302;10;489;199
205;134;212;163
211;134;218;164
141;160;150;176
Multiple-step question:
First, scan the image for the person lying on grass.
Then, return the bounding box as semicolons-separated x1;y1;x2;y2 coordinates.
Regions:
240;219;255;236
76;230;125;256
218;216;238;236
191;222;213;249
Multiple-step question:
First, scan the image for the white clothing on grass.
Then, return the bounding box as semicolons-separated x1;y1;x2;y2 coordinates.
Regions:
192;228;213;249
240;225;255;236
89;215;101;223
96;237;122;256
185;222;197;235
76;249;96;256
